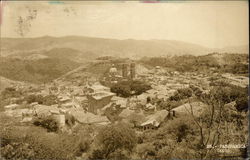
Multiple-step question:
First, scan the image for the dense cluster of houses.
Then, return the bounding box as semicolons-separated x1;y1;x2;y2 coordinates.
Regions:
3;63;246;132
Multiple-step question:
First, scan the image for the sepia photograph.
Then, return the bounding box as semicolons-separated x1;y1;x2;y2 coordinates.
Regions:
0;1;249;159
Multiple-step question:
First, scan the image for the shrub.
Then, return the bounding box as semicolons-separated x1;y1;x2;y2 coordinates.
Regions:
136;143;156;159
25;94;58;105
235;96;248;112
1;87;23;99
42;95;58;105
26;129;83;160
189;85;203;97
169;88;192;101
33;117;59;132
26;94;44;104
0;142;35;159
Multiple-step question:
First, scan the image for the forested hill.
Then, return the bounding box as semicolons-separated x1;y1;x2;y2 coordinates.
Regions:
139;53;249;74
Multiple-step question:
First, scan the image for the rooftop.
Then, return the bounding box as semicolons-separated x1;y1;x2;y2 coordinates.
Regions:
91;91;115;100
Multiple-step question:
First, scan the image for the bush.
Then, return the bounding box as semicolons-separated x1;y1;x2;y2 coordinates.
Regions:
169;88;192;101
42;95;58;105
235;96;248;112
136;143;156;159
189;85;203;97
1;87;23;99
25;94;58;105
26;129;84;160
26;94;44;104
0;142;35;159
33;117;59;132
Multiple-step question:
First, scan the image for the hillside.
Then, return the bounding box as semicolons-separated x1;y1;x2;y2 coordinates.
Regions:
213;45;249;54
140;53;249;74
5;48;97;63
0;57;81;84
0;76;24;91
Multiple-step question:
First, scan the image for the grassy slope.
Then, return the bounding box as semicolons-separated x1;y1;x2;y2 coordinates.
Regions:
0;57;81;84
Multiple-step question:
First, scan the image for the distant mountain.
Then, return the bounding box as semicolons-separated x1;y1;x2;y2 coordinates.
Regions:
1;36;212;59
2;36;248;60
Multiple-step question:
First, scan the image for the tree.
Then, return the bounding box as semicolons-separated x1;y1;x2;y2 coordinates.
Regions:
91;123;137;159
130;81;151;95
111;80;151;97
169;87;192;101
186;84;248;159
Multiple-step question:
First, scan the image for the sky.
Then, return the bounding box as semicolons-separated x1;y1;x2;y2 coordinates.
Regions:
0;1;248;48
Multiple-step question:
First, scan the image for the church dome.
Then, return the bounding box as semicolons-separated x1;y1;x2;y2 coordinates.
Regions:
109;67;117;73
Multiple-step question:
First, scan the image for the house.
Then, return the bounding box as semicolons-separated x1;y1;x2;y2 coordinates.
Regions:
119;108;134;119
70;110;110;125
139;110;168;130
89;84;110;92
34;104;60;118
111;96;127;108
145;103;156;111
58;94;71;103
87;91;115;114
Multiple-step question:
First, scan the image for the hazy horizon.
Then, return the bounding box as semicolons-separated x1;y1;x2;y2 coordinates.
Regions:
1;1;248;48
1;34;249;50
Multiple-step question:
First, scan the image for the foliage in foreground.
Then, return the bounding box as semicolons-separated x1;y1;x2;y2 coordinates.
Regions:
90;123;137;159
0;114;93;160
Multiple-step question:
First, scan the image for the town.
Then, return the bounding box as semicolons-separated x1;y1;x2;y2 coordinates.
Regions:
0;55;248;159
0;1;248;159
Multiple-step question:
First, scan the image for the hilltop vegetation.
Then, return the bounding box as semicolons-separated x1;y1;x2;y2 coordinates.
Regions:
140;53;249;75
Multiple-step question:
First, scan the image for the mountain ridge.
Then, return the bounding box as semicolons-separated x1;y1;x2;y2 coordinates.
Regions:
2;36;248;59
